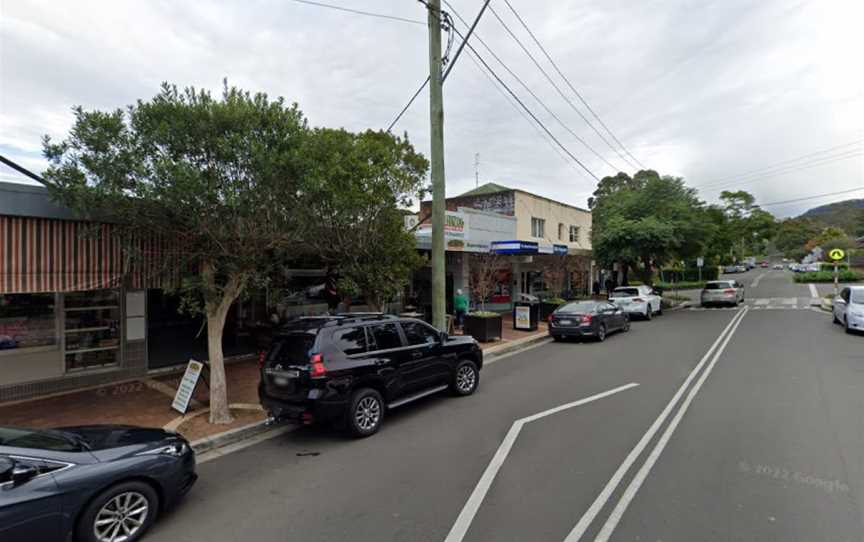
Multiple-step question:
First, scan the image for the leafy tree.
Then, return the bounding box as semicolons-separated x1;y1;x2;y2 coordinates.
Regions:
806;226;857;253
774;218;821;259
43;83;310;424
719;190;777;258
590;170;708;284
296;128;428;311
469;252;504;311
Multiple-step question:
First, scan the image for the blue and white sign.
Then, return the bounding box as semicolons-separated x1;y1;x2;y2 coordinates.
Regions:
491;240;539;254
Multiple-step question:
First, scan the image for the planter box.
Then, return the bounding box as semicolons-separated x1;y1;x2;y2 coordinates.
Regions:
464;314;503;342
539;302;562;321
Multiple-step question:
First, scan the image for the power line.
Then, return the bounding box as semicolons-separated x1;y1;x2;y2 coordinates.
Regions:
386;0;490;133
695;138;864;187
0;154;48;186
501;0;645;169
759;186;864;208
454;28;600;182
287;0;425;25
442;2;620;175
699;150;864;192
464;45;591;181
486;3;638;171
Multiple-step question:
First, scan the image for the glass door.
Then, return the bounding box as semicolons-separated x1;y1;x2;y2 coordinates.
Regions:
63;289;121;371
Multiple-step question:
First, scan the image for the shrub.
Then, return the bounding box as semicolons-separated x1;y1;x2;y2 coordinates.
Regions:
793;270;863;283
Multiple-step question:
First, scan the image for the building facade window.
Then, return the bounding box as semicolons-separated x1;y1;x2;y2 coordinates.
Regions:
63;289;121;371
569;225;580;243
558;223;565;240
531;217;545;238
0;293;58;351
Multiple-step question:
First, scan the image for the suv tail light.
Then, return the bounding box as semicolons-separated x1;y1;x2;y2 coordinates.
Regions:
581;314;592;324
257;351;266;370
633;298;644;303
723;289;736;294
309;353;327;378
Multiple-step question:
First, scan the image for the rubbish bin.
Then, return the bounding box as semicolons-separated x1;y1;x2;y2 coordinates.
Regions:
513;293;539;331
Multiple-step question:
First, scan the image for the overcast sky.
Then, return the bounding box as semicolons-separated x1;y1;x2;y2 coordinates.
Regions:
1;0;862;216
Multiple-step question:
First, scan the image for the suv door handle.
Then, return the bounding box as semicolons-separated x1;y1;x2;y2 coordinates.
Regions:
410;350;423;359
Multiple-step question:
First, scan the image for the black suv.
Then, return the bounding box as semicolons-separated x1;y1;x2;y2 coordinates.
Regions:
258;314;483;437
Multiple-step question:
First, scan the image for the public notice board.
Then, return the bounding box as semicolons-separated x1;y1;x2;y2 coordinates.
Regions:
171;359;204;414
515;306;531;330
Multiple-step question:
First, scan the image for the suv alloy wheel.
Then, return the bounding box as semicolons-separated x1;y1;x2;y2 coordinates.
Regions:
451;360;479;396
348;388;384;438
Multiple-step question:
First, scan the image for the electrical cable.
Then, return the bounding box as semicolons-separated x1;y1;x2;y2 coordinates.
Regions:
501;0;645;169
287;0;425;25
758;186;864;207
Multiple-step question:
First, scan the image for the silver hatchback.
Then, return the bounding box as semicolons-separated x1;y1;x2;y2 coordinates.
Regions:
701;280;745;307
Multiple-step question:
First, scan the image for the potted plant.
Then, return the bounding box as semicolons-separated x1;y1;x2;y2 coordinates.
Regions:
465;252;503;342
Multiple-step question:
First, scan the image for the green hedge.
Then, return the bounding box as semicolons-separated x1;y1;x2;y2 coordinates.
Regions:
655;280;705;290
659;267;719;282
792;270;863;283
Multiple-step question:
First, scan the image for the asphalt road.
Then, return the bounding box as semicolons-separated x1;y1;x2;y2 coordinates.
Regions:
148;268;864;542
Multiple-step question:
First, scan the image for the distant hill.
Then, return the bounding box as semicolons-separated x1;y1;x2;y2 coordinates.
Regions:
799;198;864;234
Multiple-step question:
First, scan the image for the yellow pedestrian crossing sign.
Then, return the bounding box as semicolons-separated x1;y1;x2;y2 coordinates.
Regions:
828;248;845;261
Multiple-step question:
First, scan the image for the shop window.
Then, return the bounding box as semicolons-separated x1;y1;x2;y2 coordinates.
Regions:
63;289;121;371
531;217;545;238
0;294;57;351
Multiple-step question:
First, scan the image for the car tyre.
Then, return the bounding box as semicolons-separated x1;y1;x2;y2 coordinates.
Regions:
347;388;384;438
596;323;607;342
552;334;562;342
845;318;853;335
76;481;159;542
451;360;479;396
623;318;631;332
833;312;840;324
656;303;663;315
644;307;652;320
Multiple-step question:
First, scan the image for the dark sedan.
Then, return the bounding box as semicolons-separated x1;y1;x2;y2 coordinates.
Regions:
0;425;196;542
548;300;630;342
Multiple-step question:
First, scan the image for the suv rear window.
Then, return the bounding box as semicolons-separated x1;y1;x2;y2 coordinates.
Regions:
611;288;639;298
267;333;316;364
705;282;733;290
369;323;403;351
330;326;368;355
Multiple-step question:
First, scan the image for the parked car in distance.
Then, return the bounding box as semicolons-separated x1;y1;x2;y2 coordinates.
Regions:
259;314;483;438
773;264;784;270
736;264;748;273
701;280;746;307
0;425;196;542
548;300;629;342
760;261;769;268
609;285;662;320
833;286;864;334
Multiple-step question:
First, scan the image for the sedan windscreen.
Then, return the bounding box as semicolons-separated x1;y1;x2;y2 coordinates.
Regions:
610;289;639;298
558;301;599;313
0;427;80;451
704;282;734;290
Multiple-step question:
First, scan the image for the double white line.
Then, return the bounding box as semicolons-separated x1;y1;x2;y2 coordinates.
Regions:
564;307;749;541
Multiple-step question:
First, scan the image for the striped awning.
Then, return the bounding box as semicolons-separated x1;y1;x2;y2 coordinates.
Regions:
0;215;176;294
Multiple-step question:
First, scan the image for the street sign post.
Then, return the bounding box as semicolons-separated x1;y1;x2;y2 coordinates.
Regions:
696;257;704;282
828;248;845;296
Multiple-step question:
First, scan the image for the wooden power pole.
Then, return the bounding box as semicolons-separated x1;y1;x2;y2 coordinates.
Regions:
427;0;446;331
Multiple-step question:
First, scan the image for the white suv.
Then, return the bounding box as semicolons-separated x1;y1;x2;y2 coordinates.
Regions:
609;285;663;320
833;286;864;334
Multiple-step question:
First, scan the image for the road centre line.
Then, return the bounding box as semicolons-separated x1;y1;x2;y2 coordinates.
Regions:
593;307;749;541
751;272;767;288
563;308;748;542
809;283;819;298
443;382;640;542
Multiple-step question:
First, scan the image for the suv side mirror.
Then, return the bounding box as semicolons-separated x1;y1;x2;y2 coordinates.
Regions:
439;331;448;343
11;463;38;487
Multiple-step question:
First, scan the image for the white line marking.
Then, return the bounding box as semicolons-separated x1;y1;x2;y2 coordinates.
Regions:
754;298;770;306
484;338;552;366
781;297;797;305
563;309;747;542
751;272;767;288
444;382;640;542
809;283;818;298
593;308;749;541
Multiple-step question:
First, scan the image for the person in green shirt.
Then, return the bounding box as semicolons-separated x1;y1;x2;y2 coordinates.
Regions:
454;289;469;330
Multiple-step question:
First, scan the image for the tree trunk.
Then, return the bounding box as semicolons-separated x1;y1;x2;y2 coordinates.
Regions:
201;261;245;425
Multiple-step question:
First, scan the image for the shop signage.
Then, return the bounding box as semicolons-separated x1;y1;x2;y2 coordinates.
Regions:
515;306;531;330
171;359;204;414
491;240;539;254
553;244;568;255
416;211;468;251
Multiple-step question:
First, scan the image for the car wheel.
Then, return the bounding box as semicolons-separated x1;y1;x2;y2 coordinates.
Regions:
656;303;663;315
451;360;479;396
845;317;853;335
552;334;562;342
644;307;652;320
833;312;840;324
76;481;159;542
348;388;384;438
623;318;631;332
596;323;607;342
